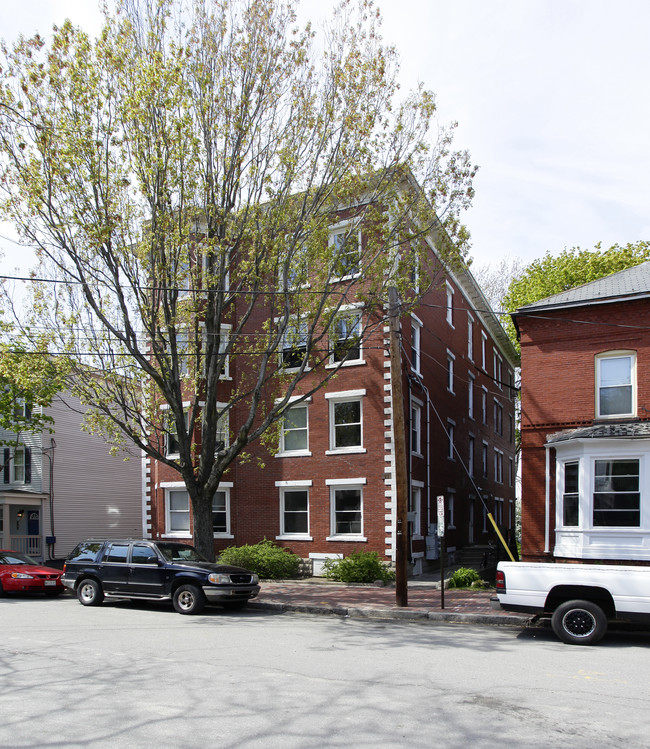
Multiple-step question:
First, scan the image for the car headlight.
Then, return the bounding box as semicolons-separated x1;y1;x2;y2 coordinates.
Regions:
208;573;231;585
11;572;35;579
251;574;259;584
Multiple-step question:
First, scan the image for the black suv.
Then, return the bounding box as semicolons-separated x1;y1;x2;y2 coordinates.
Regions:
62;539;260;615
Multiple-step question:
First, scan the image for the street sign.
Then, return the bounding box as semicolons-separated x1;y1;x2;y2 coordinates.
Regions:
437;495;445;537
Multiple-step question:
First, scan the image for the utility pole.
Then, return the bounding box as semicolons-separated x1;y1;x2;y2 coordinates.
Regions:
388;287;408;607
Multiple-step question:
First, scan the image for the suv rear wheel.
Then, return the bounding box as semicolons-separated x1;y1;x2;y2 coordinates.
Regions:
77;578;104;607
173;584;206;615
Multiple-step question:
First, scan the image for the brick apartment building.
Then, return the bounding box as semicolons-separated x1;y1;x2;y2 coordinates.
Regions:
513;261;650;563
145;205;517;575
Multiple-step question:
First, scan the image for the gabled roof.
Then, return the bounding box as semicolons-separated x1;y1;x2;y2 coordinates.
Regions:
514;261;650;314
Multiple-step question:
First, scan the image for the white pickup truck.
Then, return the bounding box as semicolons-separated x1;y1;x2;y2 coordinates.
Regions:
493;561;650;645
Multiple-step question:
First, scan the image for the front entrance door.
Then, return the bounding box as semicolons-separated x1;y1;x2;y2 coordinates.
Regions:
27;510;40;555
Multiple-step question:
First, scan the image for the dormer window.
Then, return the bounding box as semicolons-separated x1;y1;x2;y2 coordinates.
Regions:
596;351;635;418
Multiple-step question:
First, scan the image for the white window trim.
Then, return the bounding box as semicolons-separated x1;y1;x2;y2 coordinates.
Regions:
326;390;366;455
276;481;313;540
446;282;455;327
447;488;456;530
410;480;424;540
447;349;455;394
329;219;362;282
327;304;365;368
468;372;475;419
447;419;455;460
410;397;424;458
481;331;488;371
467;313;474;361
212;483;234;539
201;322;232;380
162;484;192;539
595;350;637;419
326;478;367;541
12;446;26;484
411;315;422;374
277;402;312;458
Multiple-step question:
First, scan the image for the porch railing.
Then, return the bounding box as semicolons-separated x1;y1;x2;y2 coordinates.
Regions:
9;535;42;558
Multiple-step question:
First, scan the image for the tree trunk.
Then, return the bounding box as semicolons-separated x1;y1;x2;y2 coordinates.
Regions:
191;491;215;561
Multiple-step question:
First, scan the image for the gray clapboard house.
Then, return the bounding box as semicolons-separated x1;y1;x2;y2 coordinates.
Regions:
0;390;143;561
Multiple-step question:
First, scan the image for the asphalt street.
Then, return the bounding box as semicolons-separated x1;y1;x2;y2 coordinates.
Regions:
2;594;650;749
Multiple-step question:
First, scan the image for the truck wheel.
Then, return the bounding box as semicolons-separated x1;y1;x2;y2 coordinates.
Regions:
173;584;206;615
77;578;104;607
551;599;607;645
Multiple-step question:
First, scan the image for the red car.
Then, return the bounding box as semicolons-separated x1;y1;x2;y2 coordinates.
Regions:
0;550;64;596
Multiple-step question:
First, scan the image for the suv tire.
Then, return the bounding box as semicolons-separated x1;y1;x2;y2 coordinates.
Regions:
77;578;104;607
173;584;206;615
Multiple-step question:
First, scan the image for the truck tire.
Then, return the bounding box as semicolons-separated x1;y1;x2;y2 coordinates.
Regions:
77;578;104;607
551;599;607;645
173;584;206;615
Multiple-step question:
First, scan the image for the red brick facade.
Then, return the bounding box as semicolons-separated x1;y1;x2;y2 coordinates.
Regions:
516;270;650;563
145;249;517;574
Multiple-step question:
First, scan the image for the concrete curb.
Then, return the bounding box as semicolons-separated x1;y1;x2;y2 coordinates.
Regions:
249;600;531;628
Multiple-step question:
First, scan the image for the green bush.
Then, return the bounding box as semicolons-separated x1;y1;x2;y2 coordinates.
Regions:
218;538;301;579
447;567;482;589
322;551;395;584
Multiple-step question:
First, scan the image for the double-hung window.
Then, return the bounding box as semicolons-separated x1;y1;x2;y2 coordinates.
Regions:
411;316;422;373
596;352;635;418
281;318;308;370
468;373;475;419
447;420;455;460
164;408;189;458
280;403;309;455
165;487;191;536
277;482;311;538
327;479;365;539
327;390;365;453
562;461;579;526
410;483;423;538
330;222;361;279
447;350;455;393
202;323;231;380
411;400;422;456
331;311;362;364
3;446;31;485
212;486;232;536
446;282;454;326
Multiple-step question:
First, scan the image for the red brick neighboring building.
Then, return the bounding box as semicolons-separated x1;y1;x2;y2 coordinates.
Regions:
513;261;650;563
145;217;517;575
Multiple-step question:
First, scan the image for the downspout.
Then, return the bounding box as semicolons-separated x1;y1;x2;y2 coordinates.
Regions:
42;438;56;559
544;444;550;553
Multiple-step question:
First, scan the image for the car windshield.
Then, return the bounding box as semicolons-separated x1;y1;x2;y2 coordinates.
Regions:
156;543;208;563
0;551;37;565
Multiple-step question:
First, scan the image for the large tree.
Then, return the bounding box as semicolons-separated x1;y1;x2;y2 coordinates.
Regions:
0;0;476;558
502;241;650;349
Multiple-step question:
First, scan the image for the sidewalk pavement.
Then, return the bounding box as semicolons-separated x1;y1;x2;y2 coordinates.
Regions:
249;574;532;628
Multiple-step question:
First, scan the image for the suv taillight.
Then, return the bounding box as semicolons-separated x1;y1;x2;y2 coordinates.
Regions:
495;570;505;592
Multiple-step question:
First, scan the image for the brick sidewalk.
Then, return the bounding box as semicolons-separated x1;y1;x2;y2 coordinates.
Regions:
252;580;526;622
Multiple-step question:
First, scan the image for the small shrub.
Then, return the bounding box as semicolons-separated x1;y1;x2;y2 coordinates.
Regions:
322;551;395;584
218;538;301;579
447;567;482;589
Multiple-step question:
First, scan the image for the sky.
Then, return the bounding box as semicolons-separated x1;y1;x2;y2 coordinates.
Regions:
1;0;649;277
